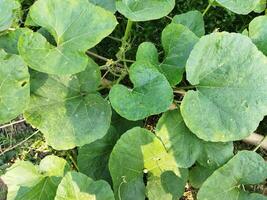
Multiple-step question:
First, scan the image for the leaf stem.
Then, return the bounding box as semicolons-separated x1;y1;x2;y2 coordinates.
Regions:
202;3;212;16
67;152;79;171
175;85;196;90
0;119;26;129
253;135;267;152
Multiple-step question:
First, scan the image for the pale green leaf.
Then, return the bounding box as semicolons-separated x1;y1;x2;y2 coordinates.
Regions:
215;0;260;14
198;151;267;200
109;61;173;121
0;50;30;124
24;59;112;150
156;109;233;168
89;0;116;12
0;0;20;31
109;127;188;200
254;0;266;13
172;10;205;37
116;0;175;21
18;0;117;75
249;16;267;55
2;155;69;200
181;32;267;142
55;172;115;200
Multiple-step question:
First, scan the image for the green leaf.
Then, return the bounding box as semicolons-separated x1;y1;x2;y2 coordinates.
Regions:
172;10;205;37
109;61;173;121
109;127;188;200
116;0;175;21
156;109;233;168
2;155;69;200
181;32;267;142
78;113;142;183
18;0;117;75
24;59;112;150
55;171;115;200
215;0;260;14
198;151;267;200
254;0;266;13
89;0;116;12
0;28;28;54
0;50;30;124
249;16;267;55
0;0;20;31
189;164;214;188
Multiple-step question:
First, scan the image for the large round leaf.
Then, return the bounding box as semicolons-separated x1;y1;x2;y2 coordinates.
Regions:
181;32;267;142
116;0;175;21
24;59;112;150
0;0;20;31
109;61;173;121
1;155;69;200
198;151;267;200
55;172;115;200
109;127;188;200
249;16;267;55
18;0;117;75
215;0;260;14
89;0;116;12
156;109;233;168
0;50;29;124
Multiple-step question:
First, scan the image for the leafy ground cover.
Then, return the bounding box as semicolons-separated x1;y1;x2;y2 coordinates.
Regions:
0;0;267;199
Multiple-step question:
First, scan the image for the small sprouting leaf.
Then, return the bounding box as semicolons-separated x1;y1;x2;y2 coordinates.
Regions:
181;32;267;142
189;164;214;188
77;114;142;183
18;0;117;75
0;28;28;54
215;0;260;14
116;0;175;21
156;109;233;168
55;171;115;200
249;16;267;55
24;59;112;150
89;0;116;13
172;10;205;37
2;155;69;200
0;0;20;31
198;151;267;200
109;61;173;121
109;127;188;200
0;49;29;124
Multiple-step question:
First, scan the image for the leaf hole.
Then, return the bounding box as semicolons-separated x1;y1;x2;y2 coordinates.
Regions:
21;81;28;87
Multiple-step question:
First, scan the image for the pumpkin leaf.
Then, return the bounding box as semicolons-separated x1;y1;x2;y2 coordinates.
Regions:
89;0;116;12
0;0;20;32
215;0;260;14
181;32;267;142
156;109;233;168
109;61;173;121
109;127;188;200
189;164;215;188
0;49;30;124
198;151;267;200
24;59;112;150
18;0;117;75
55;171;115;200
77;113;142;183
1;155;69;200
116;0;175;21
172;10;205;37
249;16;267;55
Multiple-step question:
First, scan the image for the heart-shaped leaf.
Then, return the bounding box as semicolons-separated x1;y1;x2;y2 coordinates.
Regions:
18;0;117;75
215;0;260;14
109;61;173;121
89;0;116;13
181;32;267;142
249;16;267;55
0;0;20;31
0;49;29;124
109;127;188;200
198;151;267;200
78;113;142;183
172;10;205;37
2;155;69;200
55;172;115;200
116;0;175;21
156;109;233;168
24;59;112;150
